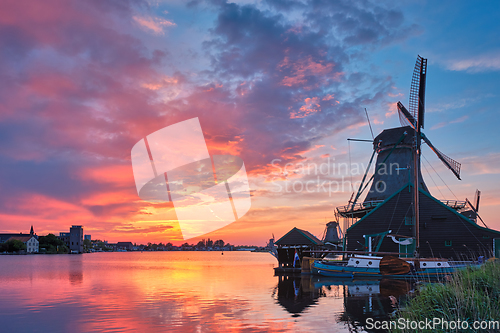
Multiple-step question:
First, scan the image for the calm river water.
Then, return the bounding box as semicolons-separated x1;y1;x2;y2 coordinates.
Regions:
0;252;410;332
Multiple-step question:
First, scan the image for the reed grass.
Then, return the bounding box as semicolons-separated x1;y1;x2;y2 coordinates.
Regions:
392;260;500;332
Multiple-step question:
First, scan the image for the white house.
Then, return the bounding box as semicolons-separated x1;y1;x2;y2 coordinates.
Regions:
8;235;39;253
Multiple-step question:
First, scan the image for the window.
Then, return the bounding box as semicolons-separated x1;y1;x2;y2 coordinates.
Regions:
445;240;452;247
405;217;414;225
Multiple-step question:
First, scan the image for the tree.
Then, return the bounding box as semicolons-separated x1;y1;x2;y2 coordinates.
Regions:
214;240;225;248
0;239;27;253
83;238;91;252
206;239;213;248
39;233;68;254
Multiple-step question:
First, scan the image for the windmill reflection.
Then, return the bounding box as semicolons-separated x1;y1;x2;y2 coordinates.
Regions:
274;275;413;332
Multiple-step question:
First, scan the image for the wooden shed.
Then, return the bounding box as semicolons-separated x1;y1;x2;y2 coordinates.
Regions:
275;227;324;268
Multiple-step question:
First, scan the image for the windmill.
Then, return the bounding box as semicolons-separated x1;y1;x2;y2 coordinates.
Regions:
397;55;462;256
337;56;466;242
336;55;500;262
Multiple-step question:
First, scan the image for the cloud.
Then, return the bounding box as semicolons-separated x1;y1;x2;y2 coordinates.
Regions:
462;152;500;176
430;115;469;130
0;0;419;243
426;94;494;113
444;52;500;73
290;97;321;119
133;15;176;35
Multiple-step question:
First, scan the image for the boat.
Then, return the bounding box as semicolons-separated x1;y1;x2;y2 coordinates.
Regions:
311;254;477;279
312;55;498;279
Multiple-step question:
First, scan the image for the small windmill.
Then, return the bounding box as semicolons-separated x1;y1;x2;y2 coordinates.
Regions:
397;55;462;256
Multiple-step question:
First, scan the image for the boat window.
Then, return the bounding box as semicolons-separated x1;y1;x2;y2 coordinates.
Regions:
423;263;427;266
355;260;359;264
437;263;442;266
368;261;372;265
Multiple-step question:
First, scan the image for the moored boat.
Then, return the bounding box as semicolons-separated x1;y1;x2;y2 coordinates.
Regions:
311;254;476;279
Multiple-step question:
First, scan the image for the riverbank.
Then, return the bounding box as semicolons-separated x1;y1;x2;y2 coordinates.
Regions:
392;260;500;332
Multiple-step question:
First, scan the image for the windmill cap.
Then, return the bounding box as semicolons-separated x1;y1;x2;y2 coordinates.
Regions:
374;126;415;150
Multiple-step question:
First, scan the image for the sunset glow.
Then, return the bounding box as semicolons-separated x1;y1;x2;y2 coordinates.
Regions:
1;0;500;246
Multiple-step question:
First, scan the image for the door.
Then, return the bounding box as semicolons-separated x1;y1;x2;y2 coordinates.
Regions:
494;239;500;258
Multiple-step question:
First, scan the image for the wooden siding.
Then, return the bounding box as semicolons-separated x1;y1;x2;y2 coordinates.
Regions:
346;185;500;260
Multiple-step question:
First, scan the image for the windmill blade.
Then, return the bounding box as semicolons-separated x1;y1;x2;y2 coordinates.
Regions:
421;133;461;180
397;101;416;128
409;56;427;129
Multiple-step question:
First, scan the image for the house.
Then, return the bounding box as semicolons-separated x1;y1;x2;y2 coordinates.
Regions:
7;235;39;253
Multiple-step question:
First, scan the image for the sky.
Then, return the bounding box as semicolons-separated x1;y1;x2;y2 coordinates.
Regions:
1;0;499;246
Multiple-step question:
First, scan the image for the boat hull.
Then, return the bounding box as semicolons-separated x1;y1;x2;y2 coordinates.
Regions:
311;260;461;279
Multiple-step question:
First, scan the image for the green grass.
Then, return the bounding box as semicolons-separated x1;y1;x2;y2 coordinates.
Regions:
391;261;500;332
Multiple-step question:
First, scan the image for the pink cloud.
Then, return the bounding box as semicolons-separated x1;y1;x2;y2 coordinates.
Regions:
133;15;176;35
279;55;339;88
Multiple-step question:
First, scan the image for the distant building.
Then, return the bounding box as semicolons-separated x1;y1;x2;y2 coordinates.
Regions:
116;242;134;251
0;226;39;253
84;235;91;241
58;225;84;253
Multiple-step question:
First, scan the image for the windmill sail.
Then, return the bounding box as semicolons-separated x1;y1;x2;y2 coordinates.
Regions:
421;133;461;180
397;101;415;128
409;55;427;129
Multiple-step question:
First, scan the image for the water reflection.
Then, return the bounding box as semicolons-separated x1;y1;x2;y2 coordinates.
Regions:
0;252;416;333
275;275;414;332
274;275;326;317
68;256;83;285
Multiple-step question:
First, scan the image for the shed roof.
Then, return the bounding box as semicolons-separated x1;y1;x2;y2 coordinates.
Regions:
275;227;323;246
